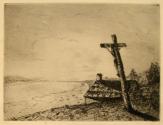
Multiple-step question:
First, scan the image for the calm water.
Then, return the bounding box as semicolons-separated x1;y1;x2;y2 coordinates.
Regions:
4;81;88;120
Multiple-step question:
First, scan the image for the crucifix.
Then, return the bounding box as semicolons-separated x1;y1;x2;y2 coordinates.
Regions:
100;34;132;111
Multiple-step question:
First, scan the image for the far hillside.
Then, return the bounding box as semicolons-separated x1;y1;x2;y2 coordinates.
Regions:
4;75;48;84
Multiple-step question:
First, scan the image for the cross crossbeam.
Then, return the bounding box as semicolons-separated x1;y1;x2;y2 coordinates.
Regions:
100;43;127;48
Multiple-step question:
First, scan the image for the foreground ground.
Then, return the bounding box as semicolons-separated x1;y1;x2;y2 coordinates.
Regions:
14;99;147;121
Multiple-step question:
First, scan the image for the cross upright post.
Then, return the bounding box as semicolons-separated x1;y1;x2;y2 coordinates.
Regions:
100;34;132;111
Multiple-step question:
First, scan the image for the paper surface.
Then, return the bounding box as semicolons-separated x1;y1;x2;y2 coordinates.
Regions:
0;0;162;124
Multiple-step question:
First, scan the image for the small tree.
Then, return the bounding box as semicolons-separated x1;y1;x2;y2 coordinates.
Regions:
146;62;160;84
128;69;139;81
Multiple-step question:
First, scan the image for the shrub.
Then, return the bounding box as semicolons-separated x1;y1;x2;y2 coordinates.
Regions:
150;90;159;111
146;62;160;84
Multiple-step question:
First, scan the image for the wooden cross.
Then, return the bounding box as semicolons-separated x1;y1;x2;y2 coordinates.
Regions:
100;36;126;77
100;34;132;111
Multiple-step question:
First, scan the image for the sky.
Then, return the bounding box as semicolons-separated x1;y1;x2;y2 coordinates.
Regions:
4;4;160;81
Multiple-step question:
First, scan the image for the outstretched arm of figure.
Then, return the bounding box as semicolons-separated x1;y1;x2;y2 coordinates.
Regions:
106;46;115;57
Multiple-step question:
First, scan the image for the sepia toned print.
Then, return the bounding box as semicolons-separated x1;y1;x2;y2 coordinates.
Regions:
4;3;160;121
